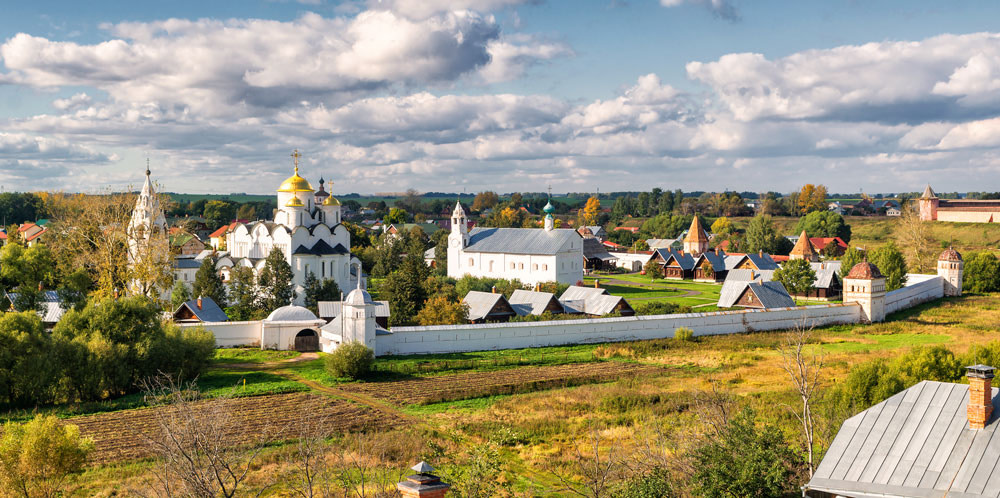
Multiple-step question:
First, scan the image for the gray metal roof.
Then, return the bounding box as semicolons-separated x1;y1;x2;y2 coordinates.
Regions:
718;278;754;308
585;294;632;315
724;254;745;270
647;238;680;249
557;286;631;316
560;285;609;302
4;292;65;324
746;281;795;308
744;253;780;270
174;297;229;322
811;261;842;290
173;256;203;269
808;380;1000;498
464;227;580;255
317;300;390;319
509;289;560;316
462;291;513;321
583;237;616;261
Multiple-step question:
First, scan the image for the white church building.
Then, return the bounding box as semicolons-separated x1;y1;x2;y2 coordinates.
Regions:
446;200;584;285
223;151;363;303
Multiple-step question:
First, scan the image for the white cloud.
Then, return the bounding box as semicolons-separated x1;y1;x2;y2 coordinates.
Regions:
687;32;1000;122
478;34;572;83
367;0;532;20
660;0;740;21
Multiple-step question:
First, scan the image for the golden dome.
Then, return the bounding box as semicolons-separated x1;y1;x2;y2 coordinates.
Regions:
285;196;305;207
323;195;340;206
278;173;314;193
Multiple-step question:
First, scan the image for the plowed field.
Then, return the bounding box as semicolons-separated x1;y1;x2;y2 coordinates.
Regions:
70;393;400;464
338;361;665;405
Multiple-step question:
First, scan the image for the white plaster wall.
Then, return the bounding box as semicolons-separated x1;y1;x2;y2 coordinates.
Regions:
377;304;862;356
179;321;260;347
885;275;944;315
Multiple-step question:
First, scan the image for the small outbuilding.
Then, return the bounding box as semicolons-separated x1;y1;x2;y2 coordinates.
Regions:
173;296;229;323
462;291;518;323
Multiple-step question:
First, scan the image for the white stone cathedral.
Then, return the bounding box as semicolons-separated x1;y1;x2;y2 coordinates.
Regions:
127;164;171;296
221;150;362;304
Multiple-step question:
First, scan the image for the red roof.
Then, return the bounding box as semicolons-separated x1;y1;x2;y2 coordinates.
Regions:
939;247;963;262
846;261;883;279
716;239;732;251
0;231;7;240
809;237;848;251
770;255;790;262
614;226;640;233
17;223;36;233
24;227;46;241
602;240;625;250
209;222;240;239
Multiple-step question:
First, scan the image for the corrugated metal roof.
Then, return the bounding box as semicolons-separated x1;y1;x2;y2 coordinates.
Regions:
462;291;512;321
585;295;631;315
509;289;560;316
4;292;65;323
696;251;728;272
811;261;842;289
560;285;609;302
746;281;795;308
583;237;616;261
464;227;580;255
808;380;1000;498
317;300;390;319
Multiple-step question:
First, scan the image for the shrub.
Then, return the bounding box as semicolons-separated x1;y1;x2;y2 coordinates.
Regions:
674;327;695;342
149;325;216;383
634;301;689;316
325;341;375;380
0;415;93;496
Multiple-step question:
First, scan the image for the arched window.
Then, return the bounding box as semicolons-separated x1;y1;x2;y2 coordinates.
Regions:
469;258;474;266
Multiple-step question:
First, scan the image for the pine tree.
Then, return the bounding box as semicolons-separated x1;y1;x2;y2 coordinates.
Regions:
227;266;260;320
258;248;296;310
170;280;191;310
303;272;342;314
192;255;227;308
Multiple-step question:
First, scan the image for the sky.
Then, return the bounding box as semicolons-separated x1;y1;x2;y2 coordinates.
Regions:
3;0;1000;195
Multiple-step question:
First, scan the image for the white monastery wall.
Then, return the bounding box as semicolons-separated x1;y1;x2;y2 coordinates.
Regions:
936;211;1000;223
885;275;944;315
379;304;861;356
179;321;260;347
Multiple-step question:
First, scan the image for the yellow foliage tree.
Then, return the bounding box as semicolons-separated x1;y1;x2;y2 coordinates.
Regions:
416;295;470;325
0;415;93;497
797;184;828;215
579;197;602;226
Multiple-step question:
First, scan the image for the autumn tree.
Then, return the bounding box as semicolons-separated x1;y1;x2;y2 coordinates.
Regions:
579;196;602;226
894;201;935;272
0;415;93;497
471;191;500;212
710;217;734;238
416;295;469;325
797;184;828;215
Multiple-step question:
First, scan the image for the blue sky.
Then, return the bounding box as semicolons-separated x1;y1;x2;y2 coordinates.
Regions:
2;0;1000;195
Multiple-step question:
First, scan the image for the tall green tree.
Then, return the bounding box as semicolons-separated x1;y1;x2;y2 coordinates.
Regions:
257;248;296;310
170;280;192;310
227;266;261;320
303;272;342;314
192;255;227;308
839;247;866;279
774;258;817;299
869;243;908;291
963;252;1000;293
0;312;57;408
795;211;851;242
744;214;783;255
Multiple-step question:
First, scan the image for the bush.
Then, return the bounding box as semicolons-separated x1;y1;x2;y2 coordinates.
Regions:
0;415;93;496
674;327;695;342
149;325;216;383
634;301;689;316
325;341;375;380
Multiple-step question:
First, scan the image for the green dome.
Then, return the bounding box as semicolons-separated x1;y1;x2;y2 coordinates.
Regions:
543;201;554;214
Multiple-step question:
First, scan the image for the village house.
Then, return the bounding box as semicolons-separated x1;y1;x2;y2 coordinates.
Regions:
508;289;565;316
462;290;518;323
717;274;795;309
559;285;635;317
172;296;229;323
169;228;207;256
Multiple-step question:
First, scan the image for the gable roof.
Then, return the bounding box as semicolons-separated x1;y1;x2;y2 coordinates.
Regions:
694;250;728;272
173;297;229;322
655;248;696;270
464;227;580;255
508;289;561;316
317;300;390;319
4;291;64;323
807;380;1000;498
559;285;609;302
583;237;616;261
811;261;842;289
744;252;780;270
745;281;795;308
462;291;515;321
809;237;849;252
718;270;775;307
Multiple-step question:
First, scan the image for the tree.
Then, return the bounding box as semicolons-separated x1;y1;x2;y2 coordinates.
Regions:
691;409;797;497
382;268;427;327
579;197;602;227
192;255;227;308
778;325;824;477
963;252;1000;293
869;243;908;291
202;200;236;228
894;201;935;273
384;207;408;225
303;272;341;314
170;280;192;310
633;239;650;251
55;268;91;313
257;247;296;310
744;214;783;255
0;415;93;497
235;203;256;221
0;243;57;291
227;266;262;321
431;228;449;274
710;217;734;238
416;295;469;325
0;312;56;408
795;211;851;242
471;191;500;212
797;184;828;215
839;247;866;279
643;258;663;280
773;258;817;298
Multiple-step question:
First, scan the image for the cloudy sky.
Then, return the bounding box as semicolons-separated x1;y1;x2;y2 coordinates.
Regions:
2;0;1000;195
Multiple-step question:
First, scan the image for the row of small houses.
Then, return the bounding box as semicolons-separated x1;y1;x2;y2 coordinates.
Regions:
461;285;635;323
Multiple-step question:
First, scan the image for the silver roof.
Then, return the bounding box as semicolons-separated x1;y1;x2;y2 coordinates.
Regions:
583;237;616;261
585;294;631;315
174;297;229;322
317;300;390;319
646;238;680;249
808;380;1000;498
4;292;64;324
717;269;776;308
462;291;513;321
811;261;842;289
508;289;560;316
558;286;630;315
746;281;795;308
560;285;609;302
464;227;580;255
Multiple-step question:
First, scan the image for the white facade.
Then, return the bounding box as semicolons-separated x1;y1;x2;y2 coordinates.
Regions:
446;202;583;286
225;156;361;304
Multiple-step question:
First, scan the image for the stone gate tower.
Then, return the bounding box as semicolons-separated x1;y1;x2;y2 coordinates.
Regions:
843;261;886;323
938;247;964;297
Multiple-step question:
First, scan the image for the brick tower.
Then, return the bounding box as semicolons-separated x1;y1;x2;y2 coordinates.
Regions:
842;261;886;323
938;247;964;297
918;184;939;221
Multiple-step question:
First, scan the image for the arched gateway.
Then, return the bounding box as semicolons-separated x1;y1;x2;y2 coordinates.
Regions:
294;329;319;352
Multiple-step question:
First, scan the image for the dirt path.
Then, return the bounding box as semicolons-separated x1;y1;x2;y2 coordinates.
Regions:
274;369;421;426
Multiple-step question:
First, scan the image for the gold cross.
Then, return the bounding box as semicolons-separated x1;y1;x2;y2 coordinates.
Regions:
291;149;301;174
